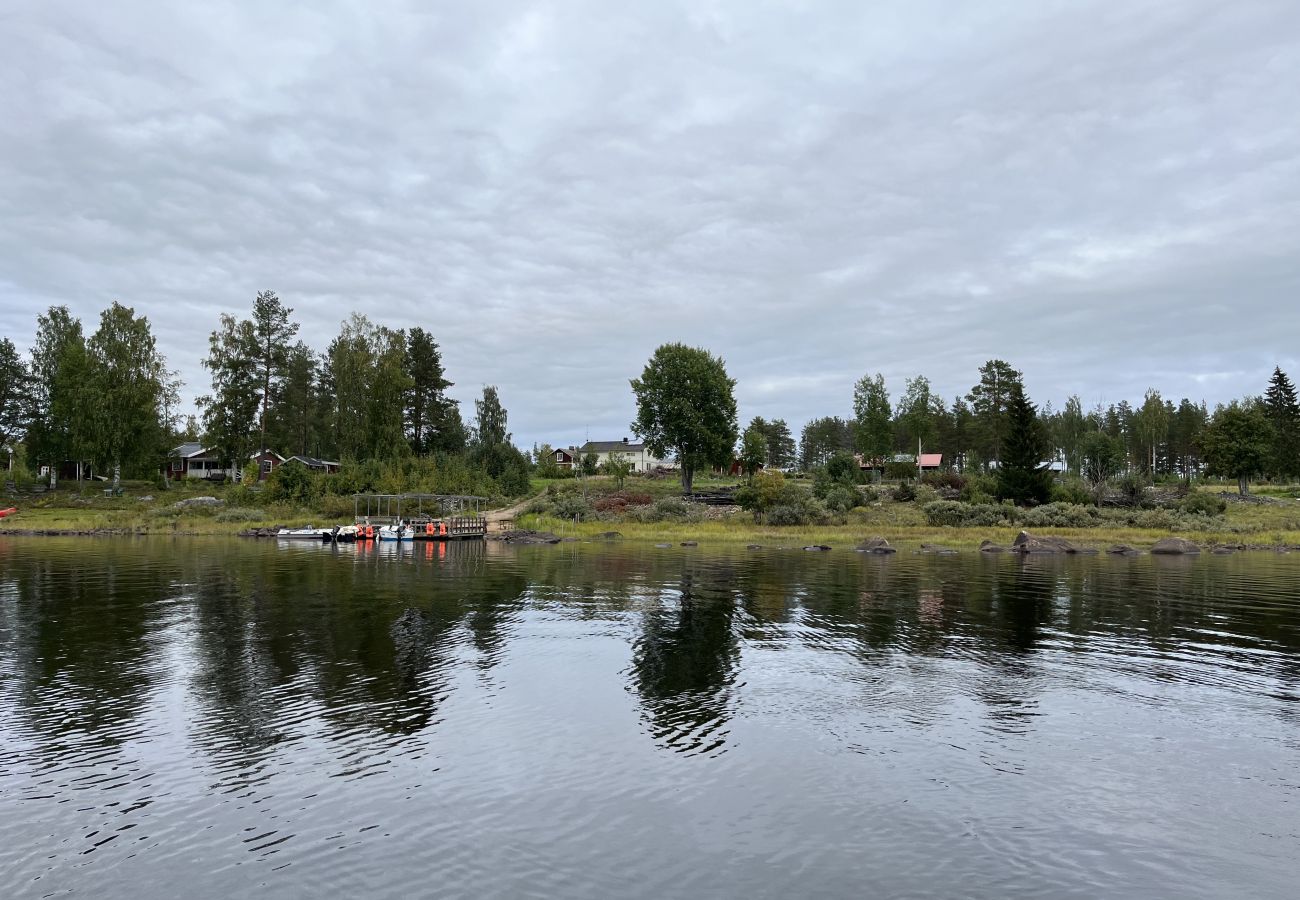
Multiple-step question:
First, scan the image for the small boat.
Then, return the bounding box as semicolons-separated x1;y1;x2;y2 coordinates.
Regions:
0;507;16;519
276;525;331;540
377;524;413;542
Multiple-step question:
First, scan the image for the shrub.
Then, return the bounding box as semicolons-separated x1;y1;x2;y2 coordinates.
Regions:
1018;503;1100;528
1181;492;1228;516
1116;474;1150;508
922;501;1015;527
912;484;939;506
552;495;594;521
922;471;966;491
215;507;264;523
892;481;916;502
266;460;318;505
885;460;916;480
1051;478;1093;506
766;495;830;527
960;473;999;504
823;485;858;513
651;497;702;521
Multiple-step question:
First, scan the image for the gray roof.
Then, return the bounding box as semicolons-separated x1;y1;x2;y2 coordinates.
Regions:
288;454;340;468
579;440;645;453
170;442;206;458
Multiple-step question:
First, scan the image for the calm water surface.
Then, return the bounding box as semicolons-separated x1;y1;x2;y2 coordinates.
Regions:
1;537;1298;898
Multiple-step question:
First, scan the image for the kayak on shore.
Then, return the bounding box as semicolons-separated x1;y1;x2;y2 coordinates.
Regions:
0;507;16;519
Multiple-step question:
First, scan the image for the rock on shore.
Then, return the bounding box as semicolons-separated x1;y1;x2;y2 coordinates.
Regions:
856;536;897;554
1151;537;1201;555
488;529;562;545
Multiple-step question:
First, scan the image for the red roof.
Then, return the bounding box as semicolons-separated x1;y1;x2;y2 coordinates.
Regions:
918;453;943;468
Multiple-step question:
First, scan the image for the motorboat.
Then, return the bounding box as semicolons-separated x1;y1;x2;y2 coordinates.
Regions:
377;523;413;542
276;525;332;540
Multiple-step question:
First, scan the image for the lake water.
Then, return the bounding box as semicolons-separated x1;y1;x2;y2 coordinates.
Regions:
1;537;1298;899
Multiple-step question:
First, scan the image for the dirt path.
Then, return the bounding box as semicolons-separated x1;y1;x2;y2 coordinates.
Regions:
485;492;542;526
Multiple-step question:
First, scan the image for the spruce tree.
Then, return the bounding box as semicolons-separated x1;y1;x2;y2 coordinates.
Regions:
1263;366;1300;479
996;381;1052;505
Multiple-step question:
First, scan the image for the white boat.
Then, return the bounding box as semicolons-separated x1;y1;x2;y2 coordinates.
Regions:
377;524;413;542
277;525;331;540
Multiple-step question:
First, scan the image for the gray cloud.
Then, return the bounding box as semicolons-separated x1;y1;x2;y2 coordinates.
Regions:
3;0;1299;448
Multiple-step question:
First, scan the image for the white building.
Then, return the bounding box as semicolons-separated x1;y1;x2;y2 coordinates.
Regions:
577;438;672;473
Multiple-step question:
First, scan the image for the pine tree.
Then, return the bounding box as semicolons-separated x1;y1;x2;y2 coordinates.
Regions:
996;381;1052;505
967;359;1023;466
405;327;453;455
1263;366;1300;479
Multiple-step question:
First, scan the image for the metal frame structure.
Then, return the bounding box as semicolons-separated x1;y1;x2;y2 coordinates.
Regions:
353;493;486;525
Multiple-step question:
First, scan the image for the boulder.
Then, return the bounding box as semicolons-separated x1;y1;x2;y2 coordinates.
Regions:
1107;545;1141;555
1211;544;1239;555
746;544;763;550
803;544;832;551
856;536;897;554
1151;537;1201;555
655;543;672;548
1011;531;1080;554
680;541;698;547
919;543;959;555
979;539;1006;553
597;531;623;540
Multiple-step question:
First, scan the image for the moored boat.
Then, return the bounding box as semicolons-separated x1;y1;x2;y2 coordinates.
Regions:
377;523;413;542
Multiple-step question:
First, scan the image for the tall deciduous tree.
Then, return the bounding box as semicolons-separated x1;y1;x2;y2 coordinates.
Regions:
470;385;530;494
1168;398;1207;481
995;381;1051;505
631;343;738;493
268;342;322;457
895;375;941;453
1057;395;1087;475
967;359;1023;466
199;313;260;471
28;307;91;486
0;338;31;458
1131;388;1170;477
1201;401;1272;496
85;302;169;488
852;373;891;465
1263;367;1300;479
739;419;768;481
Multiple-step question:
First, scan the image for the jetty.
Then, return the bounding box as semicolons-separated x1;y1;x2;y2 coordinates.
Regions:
353;493;489;540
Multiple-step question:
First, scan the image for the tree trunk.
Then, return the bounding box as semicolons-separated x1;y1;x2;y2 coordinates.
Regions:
113;461;121;490
50;466;58;490
681;464;694;494
1238;474;1248;496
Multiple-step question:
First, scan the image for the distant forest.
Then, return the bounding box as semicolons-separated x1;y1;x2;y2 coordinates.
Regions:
0;294;1296;497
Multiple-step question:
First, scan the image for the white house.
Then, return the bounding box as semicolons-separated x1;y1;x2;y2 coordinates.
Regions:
577;438;672;473
165;443;242;481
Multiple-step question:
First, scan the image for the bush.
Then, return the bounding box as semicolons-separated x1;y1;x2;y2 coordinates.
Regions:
912;484;939;506
892;482;916;502
1181;492;1227;516
766;495;830;527
1018;503;1100;528
1051;478;1093;506
552;495;594;521
922;471;966;491
651;497;701;521
266;460;318;505
922;501;1015;527
960;473;999;504
823;485;858;513
1116;474;1150;508
215;507;264;523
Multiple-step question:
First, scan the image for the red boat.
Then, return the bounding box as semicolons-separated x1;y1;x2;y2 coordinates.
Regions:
0;507;15;518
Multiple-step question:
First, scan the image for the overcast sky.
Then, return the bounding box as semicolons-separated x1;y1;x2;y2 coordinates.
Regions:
4;1;1299;449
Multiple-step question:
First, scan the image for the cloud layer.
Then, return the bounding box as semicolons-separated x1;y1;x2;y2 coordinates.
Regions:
4;0;1299;447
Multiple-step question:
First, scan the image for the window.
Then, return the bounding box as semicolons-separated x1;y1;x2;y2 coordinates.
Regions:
261;460;273;474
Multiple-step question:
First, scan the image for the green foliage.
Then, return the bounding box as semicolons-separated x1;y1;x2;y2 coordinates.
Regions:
1263;367;1300;479
1201;401;1272;495
799;416;854;470
0;337;30;450
891;481;917;502
995;381;1051;505
822;485;858;513
404;326;455;455
1051;477;1093;506
761;418;796;469
631;343;738;492
1181;492;1228;516
884;459;916;480
924;501;1017;527
1080;431;1125;503
266;459;318;505
766;494;830;527
580;452;599;476
214;507;265;523
852;372;892;463
86;302;169;483
598;452;635;488
967;359;1023;465
26;306;91;482
551;495;594;521
739;419;768;480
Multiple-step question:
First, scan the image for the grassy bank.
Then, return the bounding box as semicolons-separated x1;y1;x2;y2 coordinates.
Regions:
515;513;1300;550
5;474;1300;550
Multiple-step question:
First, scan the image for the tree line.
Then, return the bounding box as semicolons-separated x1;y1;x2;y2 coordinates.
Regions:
0;293;531;494
2;307;1296;500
